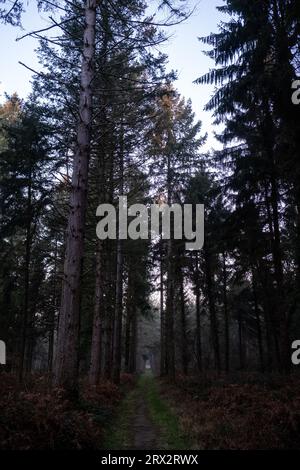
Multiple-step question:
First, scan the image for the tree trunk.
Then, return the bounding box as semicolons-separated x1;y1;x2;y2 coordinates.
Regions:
104;249;115;380
124;283;132;373
195;285;202;373
129;306;137;374
194;252;202;372
89;2;111;385
204;247;220;371
48;238;59;373
166;241;175;379
112;240;124;384
179;268;188;375
262;96;290;373
270;174;290;373
160;238;166;376
53;0;97;392
222;253;229;373
238;310;244;370
89;241;104;385
165;150;175;380
19;167;32;382
252;270;265;372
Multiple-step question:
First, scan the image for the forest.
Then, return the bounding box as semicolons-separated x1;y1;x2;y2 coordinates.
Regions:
1;0;300;452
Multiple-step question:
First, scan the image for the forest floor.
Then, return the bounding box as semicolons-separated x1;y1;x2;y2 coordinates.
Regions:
158;373;300;450
0;372;133;450
2;371;300;450
103;372;190;450
104;372;300;450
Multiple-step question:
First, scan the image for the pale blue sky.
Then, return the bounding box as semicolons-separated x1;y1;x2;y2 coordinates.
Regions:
0;0;226;149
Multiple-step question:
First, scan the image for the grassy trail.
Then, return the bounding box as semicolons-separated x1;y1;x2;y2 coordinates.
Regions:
103;373;189;450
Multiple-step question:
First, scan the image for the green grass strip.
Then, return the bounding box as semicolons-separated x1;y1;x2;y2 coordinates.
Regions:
139;372;190;450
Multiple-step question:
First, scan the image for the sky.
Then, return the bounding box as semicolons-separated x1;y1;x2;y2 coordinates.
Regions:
0;0;226;149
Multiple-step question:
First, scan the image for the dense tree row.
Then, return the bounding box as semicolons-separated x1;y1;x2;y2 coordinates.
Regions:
1;0;300;394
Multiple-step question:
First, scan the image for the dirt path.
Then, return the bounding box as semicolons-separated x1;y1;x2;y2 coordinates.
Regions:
103;373;188;450
132;393;159;450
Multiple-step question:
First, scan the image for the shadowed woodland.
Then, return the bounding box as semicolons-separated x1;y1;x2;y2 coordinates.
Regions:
1;0;300;450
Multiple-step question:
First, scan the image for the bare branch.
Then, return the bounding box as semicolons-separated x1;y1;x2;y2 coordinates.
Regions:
16;15;79;42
